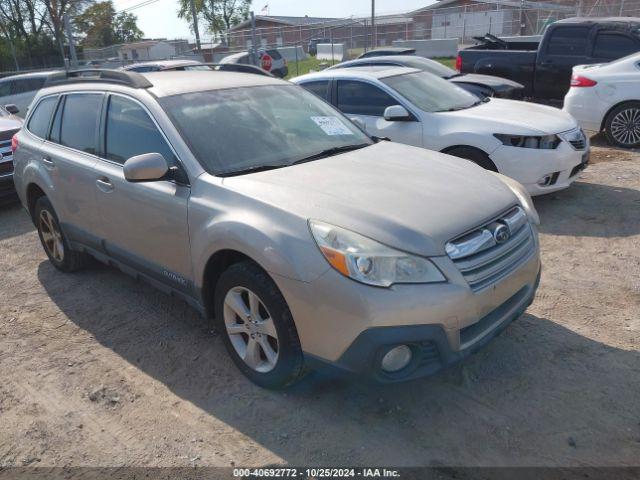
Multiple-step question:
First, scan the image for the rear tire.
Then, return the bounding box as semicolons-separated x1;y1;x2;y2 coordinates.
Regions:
445;146;498;172
214;261;305;389
604;101;640;148
34;196;88;272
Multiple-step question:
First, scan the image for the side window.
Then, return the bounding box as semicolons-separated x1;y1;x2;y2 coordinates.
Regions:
301;81;330;100
58;93;103;154
0;81;12;96
26;96;58;138
105;95;176;165
593;32;639;59
546;27;589;56
337;80;397;116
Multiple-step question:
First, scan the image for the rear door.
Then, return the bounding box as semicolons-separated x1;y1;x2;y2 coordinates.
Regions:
535;25;591;100
41;93;103;245
92;93;193;293
335;79;422;146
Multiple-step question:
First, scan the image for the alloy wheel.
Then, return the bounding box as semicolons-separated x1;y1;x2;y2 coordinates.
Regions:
223;286;279;373
610;107;640;146
39;209;64;262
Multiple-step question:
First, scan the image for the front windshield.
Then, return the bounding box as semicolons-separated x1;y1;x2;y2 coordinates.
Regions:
382;71;480;113
160;85;372;176
402;57;457;78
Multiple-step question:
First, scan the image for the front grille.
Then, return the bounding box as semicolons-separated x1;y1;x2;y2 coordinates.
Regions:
562;127;587;150
417;341;441;370
446;207;536;292
0;128;19;142
0;161;13;175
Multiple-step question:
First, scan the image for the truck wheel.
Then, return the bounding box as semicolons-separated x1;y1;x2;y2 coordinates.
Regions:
34;196;89;272
214;261;306;389
445;146;498;172
605;102;640;148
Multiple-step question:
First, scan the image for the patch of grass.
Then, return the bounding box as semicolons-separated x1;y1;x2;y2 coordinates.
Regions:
434;57;456;69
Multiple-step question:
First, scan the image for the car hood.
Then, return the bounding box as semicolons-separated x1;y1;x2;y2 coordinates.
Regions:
442;98;577;135
222;142;518;257
453;73;523;90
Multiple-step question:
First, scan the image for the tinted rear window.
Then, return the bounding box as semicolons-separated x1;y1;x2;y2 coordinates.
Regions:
58;94;102;154
547;27;589;56
27;96;57;138
301;81;330;100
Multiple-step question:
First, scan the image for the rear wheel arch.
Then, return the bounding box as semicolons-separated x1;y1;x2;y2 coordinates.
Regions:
600;100;636;132
441;145;498;172
26;183;47;222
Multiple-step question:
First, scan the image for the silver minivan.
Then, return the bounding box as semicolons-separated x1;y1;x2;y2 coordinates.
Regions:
0;71;58;117
13;70;541;388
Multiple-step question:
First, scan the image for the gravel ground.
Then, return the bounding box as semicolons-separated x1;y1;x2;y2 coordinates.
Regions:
0;142;639;470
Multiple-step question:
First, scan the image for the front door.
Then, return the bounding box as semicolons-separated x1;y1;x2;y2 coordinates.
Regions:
92;93;193;294
335;79;423;147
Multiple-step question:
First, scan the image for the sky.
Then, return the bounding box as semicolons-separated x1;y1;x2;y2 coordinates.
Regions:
111;0;435;42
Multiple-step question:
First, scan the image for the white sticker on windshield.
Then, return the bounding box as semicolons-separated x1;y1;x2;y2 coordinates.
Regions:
311;116;354;136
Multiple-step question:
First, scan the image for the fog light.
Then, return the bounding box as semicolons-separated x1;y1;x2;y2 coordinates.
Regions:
381;345;412;373
537;174;552;186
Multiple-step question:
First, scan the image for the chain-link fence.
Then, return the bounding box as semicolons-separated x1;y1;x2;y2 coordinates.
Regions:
3;0;640;77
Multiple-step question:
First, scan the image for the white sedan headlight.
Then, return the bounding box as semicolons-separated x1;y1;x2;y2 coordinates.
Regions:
492;173;540;225
309;220;446;287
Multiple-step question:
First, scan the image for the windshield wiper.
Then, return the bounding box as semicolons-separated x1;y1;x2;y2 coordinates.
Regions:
219;164;287;177
439;97;490;112
292;143;371;165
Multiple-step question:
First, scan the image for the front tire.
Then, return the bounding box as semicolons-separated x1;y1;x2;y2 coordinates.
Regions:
34;196;88;272
214;261;305;389
605;101;640;148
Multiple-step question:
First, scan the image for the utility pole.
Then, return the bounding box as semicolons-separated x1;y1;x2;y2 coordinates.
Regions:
371;0;376;50
190;0;201;52
63;14;78;69
250;11;258;66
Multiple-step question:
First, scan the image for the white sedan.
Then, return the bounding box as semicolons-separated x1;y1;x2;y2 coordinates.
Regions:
293;67;589;196
564;52;640;148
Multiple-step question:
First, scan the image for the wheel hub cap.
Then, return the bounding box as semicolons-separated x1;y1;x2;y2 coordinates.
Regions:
223;286;279;373
611;108;640;146
39;210;64;262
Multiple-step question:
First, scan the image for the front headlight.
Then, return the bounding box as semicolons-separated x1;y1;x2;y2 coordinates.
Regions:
494;133;560;150
309;220;446;287
492;173;540;225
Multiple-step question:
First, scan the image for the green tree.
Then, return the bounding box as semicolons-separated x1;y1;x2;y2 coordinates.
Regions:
75;0;142;47
178;0;249;40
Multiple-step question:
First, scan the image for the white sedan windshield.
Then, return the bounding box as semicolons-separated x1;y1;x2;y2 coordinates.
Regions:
382;71;480;113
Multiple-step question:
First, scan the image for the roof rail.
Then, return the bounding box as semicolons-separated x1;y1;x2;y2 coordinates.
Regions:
160;62;274;77
44;69;153;89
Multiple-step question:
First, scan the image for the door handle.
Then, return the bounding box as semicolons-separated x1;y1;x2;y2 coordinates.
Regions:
41;157;55;169
96;177;114;193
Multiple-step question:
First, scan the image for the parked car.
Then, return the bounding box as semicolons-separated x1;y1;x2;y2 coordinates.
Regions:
121;59;204;72
0;70;59;117
293;66;589;195
564;52;640;148
0;104;23;200
358;47;416;59
329;55;524;99
13;69;541;388
308;38;331;56
220;50;288;78
457;18;640;102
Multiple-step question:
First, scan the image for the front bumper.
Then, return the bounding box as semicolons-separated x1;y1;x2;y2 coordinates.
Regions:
310;268;539;382
273;226;541;382
489;139;589;196
0;170;15;199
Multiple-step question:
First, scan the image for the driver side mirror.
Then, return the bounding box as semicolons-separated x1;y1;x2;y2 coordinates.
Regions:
384;105;412;122
123;152;169;182
4;104;19;115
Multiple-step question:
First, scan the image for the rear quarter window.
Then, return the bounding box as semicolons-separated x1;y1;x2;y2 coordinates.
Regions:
27;96;58;138
593;32;640;59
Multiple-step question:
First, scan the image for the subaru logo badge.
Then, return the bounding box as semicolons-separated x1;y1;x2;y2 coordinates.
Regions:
493;224;510;244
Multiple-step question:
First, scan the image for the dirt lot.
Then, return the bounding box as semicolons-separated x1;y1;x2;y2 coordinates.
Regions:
0;138;639;470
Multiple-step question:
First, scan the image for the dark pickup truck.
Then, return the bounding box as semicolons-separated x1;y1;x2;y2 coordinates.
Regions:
457;17;640;102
